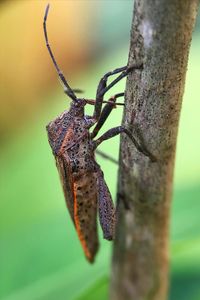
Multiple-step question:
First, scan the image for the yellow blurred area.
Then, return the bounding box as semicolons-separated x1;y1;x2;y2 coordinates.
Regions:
0;1;94;141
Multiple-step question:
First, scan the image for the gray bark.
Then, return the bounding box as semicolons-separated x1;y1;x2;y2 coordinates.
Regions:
110;1;199;300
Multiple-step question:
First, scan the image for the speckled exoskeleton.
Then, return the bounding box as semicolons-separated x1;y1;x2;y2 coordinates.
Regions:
44;4;155;262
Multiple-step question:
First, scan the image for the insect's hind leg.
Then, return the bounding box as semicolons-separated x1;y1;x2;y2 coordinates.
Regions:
96;169;116;241
96;149;118;165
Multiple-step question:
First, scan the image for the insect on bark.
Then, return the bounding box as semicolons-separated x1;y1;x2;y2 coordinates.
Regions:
43;4;156;263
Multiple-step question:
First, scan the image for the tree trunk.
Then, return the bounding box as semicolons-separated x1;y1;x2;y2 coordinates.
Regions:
110;1;199;300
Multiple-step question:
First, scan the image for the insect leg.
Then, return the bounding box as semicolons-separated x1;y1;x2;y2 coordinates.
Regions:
96;170;116;241
91;93;124;138
72;88;84;94
97;64;143;99
93;126;156;162
93;67;127;120
99;63;143;98
43;4;77;102
93;64;143;120
96;149;118;165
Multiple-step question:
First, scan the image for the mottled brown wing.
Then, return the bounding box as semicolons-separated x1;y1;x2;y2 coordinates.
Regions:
73;172;99;263
55;156;75;225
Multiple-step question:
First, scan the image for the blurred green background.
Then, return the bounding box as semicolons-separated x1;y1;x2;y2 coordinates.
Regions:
0;1;200;300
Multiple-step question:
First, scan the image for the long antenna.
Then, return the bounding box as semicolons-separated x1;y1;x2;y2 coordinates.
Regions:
43;4;77;102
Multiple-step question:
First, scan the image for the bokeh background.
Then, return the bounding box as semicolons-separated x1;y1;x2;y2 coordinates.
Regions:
0;1;200;300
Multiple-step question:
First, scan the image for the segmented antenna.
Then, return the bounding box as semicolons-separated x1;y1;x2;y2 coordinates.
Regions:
43;4;77;102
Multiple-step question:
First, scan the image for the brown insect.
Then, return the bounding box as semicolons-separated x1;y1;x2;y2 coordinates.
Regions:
44;4;155;262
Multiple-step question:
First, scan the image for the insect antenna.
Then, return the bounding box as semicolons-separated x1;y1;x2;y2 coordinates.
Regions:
43;4;77;102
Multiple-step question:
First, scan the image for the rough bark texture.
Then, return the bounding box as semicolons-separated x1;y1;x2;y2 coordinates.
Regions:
111;1;199;300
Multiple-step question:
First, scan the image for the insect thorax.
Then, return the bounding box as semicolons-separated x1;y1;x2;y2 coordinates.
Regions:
47;111;97;174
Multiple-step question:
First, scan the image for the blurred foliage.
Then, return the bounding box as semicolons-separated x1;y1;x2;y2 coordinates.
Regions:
0;1;200;300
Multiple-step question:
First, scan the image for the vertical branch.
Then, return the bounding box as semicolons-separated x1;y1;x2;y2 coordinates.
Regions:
111;1;199;300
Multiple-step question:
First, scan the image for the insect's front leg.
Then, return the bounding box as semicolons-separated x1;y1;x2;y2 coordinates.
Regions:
93;126;157;162
93;66;127;120
97;64;143;99
93;64;143;121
